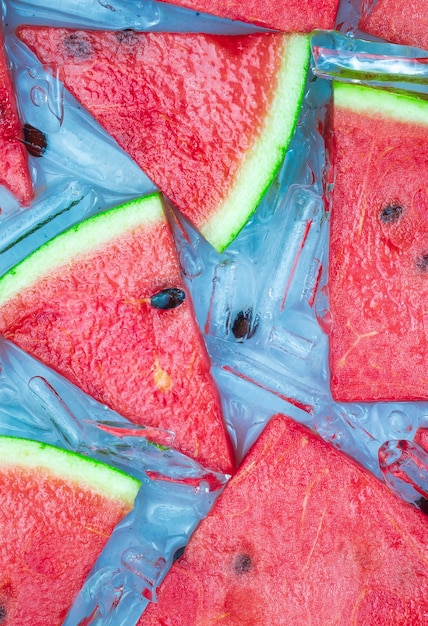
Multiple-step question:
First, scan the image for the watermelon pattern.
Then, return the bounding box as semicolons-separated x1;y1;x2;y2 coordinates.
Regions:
329;82;428;402
0;2;427;625
359;0;428;52
0;436;140;626
140;414;428;625
0;194;234;475
16;26;310;252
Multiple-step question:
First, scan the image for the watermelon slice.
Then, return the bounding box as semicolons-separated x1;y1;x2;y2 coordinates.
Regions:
359;0;428;52
159;0;340;33
17;27;310;252
140;413;428;625
0;28;33;205
0;435;140;626
0;193;234;474
329;82;428;402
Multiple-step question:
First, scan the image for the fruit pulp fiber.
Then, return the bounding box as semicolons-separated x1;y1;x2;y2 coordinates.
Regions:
140;413;428;625
329;89;428;401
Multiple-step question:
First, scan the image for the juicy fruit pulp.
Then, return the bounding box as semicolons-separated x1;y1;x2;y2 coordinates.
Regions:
0;194;234;474
140;414;428;625
329;82;428;402
359;0;428;52
17;27;310;252
159;0;340;33
0;436;140;626
0;29;33;205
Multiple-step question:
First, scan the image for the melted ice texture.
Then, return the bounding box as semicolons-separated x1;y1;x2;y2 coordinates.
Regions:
1;0;428;623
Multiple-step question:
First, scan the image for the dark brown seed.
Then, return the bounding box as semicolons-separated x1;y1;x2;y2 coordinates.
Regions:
116;29;138;44
231;308;258;341
63;32;93;59
415;497;428;515
172;546;186;562
233;553;252;575
379;202;403;224
150;288;186;310
415;253;428;273
0;606;6;624
23;124;47;157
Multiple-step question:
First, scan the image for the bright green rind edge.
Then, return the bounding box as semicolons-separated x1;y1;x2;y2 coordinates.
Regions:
0;435;141;506
333;81;428;126
202;34;311;253
0;193;164;307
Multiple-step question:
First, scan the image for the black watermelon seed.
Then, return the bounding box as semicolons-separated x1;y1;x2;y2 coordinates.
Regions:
116;29;138;44
150;288;186;310
233;553;253;575
415;253;428;273
379;202;403;224
415;497;428;515
231;308;258;341
63;33;93;59
23;124;47;157
0;606;6;624
172;546;186;562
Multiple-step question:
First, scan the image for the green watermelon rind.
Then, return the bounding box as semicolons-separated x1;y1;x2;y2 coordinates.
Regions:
0;435;141;505
0;193;163;307
203;34;311;252
333;81;428;125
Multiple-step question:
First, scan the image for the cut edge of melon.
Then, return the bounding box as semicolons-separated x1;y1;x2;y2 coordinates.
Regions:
0;192;164;306
201;34;311;253
0;30;34;207
0;435;141;506
333;81;428;126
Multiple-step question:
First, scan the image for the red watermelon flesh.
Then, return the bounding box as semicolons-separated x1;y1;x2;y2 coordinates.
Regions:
415;428;428;455
359;0;428;52
0;194;234;474
0;29;33;206
0;436;140;626
159;0;339;33
329;82;428;402
139;413;428;625
16;27;310;252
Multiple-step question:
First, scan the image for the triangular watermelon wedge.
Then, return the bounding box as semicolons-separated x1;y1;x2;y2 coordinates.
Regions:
140;413;428;625
0;193;234;474
359;0;428;52
17;27;310;252
0;435;140;626
329;82;428;402
0;29;33;205
158;0;340;33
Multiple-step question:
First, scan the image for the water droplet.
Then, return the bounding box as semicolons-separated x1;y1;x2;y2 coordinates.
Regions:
387;410;413;436
30;85;48;108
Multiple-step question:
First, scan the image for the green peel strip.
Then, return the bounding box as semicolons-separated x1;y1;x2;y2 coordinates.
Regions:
333;81;428;126
0;436;141;506
0;193;163;307
202;34;311;253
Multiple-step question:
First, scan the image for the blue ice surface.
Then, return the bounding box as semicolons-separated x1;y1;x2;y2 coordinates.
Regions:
1;0;428;623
